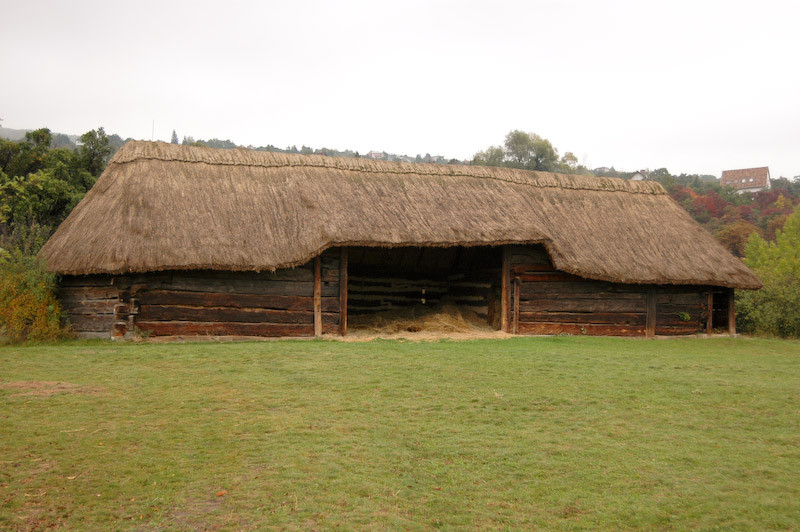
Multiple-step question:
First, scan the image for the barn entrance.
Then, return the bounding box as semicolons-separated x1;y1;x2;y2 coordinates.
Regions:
346;246;502;333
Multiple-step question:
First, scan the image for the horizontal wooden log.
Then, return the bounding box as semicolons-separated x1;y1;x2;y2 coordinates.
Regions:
519;298;646;313
61;299;117;314
136;290;338;312
136;321;315;337
656;293;706;305
138;305;315;324
516;272;585;282
160;277;338;297
66;314;115;333
655;324;703;335
521;282;648;296
519;311;647;325
59;275;116;287
59;286;119;301
518;322;646;337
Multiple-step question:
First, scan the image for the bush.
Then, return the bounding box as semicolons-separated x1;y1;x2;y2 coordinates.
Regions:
737;206;800;337
0;224;70;343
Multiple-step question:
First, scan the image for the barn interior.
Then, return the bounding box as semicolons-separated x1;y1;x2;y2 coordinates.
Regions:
346;246;502;332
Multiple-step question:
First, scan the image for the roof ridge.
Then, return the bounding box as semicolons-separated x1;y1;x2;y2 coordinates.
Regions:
111;141;667;196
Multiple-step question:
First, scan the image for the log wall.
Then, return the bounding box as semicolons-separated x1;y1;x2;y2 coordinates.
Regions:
58;275;119;338
510;245;709;337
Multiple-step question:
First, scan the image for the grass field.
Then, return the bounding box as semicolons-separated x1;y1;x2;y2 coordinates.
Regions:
1;336;799;530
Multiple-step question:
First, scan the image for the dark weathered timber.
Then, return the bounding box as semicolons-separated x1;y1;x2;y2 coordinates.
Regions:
163;277;337;296
314;255;322;337
515;273;584;282
60;275;116;287
519;312;647;325
339;247;348;335
728;288;736;334
513;278;520;335
59;286;119;301
62;299;117;314
501;246;510;332
136;290;338;312
707;290;713;333
646;290;656;338
518;298;646;313
518;322;646;336
65;314;116;333
521;282;649;296
136;321;315;337
138;305;314;324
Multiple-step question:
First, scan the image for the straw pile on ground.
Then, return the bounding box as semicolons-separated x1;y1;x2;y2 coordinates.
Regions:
349;302;493;335
40;141;761;290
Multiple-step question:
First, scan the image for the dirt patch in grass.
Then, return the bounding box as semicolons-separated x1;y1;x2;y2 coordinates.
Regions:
0;380;104;397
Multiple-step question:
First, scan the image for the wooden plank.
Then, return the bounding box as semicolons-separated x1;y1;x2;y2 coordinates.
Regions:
339;247;348;336
707;290;713;333
501;246;510;333
518;298;646;313
518;322;646;337
138;305;313;324
61;299;117;314
512;278;520;335
59;275;116;287
487;286;495;326
521;282;648;296
135;321;314;337
314;255;322;337
519;312;647;325
59;286;119;301
66;314;115;333
728;288;736;335
163;277;331;296
516;273;583;282
646;290;656;338
135;290;338;311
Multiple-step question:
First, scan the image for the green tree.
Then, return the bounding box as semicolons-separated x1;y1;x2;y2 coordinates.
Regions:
472;145;505;166
737;206;800;337
171;130;179;144
78;127;113;177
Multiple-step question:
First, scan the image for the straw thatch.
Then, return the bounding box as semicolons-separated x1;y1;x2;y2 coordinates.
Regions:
40;141;761;289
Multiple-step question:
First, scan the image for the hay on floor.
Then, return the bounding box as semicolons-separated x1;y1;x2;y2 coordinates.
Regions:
349;303;494;335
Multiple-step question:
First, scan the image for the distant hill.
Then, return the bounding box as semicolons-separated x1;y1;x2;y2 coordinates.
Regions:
1;126;80;147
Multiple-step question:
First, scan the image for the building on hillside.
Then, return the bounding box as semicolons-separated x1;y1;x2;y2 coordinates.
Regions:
366;151;386;160
631;170;649;181
40;141;761;340
720;166;771;194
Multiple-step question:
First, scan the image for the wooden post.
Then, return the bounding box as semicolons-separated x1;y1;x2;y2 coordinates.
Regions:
501;246;510;333
339;247;348;336
512;278;520;335
706;289;714;334
646;289;656;338
314;255;322;337
728;288;736;335
487;285;495;327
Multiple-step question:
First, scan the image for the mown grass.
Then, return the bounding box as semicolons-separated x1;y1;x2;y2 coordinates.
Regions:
1;336;799;530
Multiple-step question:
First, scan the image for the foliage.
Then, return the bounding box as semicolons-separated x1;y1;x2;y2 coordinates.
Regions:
737;206;800;337
714;220;761;257
473;130;579;173
0;224;68;343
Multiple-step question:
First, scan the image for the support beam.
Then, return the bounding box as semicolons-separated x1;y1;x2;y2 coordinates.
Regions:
501;246;510;333
707;289;714;334
728;288;736;335
314;255;322;337
339;247;348;336
512;278;520;335
646;289;656;338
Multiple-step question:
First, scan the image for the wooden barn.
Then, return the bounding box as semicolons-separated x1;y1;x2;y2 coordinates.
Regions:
39;141;762;339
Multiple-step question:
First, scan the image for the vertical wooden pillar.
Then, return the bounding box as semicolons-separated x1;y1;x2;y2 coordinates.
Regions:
314;255;322;337
339;247;348;336
646;289;656;338
487;285;495;327
501;246;511;333
728;288;736;335
512;278;520;335
706;289;714;334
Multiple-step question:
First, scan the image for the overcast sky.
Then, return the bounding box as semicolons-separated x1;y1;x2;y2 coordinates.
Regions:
2;0;798;178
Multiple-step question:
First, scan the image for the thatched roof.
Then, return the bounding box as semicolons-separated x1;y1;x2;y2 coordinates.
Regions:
40;141;761;289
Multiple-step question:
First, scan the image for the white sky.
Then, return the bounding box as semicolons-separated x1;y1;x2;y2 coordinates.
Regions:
2;0;798;178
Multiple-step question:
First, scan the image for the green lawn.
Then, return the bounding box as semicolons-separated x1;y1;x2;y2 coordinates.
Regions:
1;337;799;530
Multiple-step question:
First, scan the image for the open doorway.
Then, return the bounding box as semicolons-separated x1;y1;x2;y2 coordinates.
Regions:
346;246;502;333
